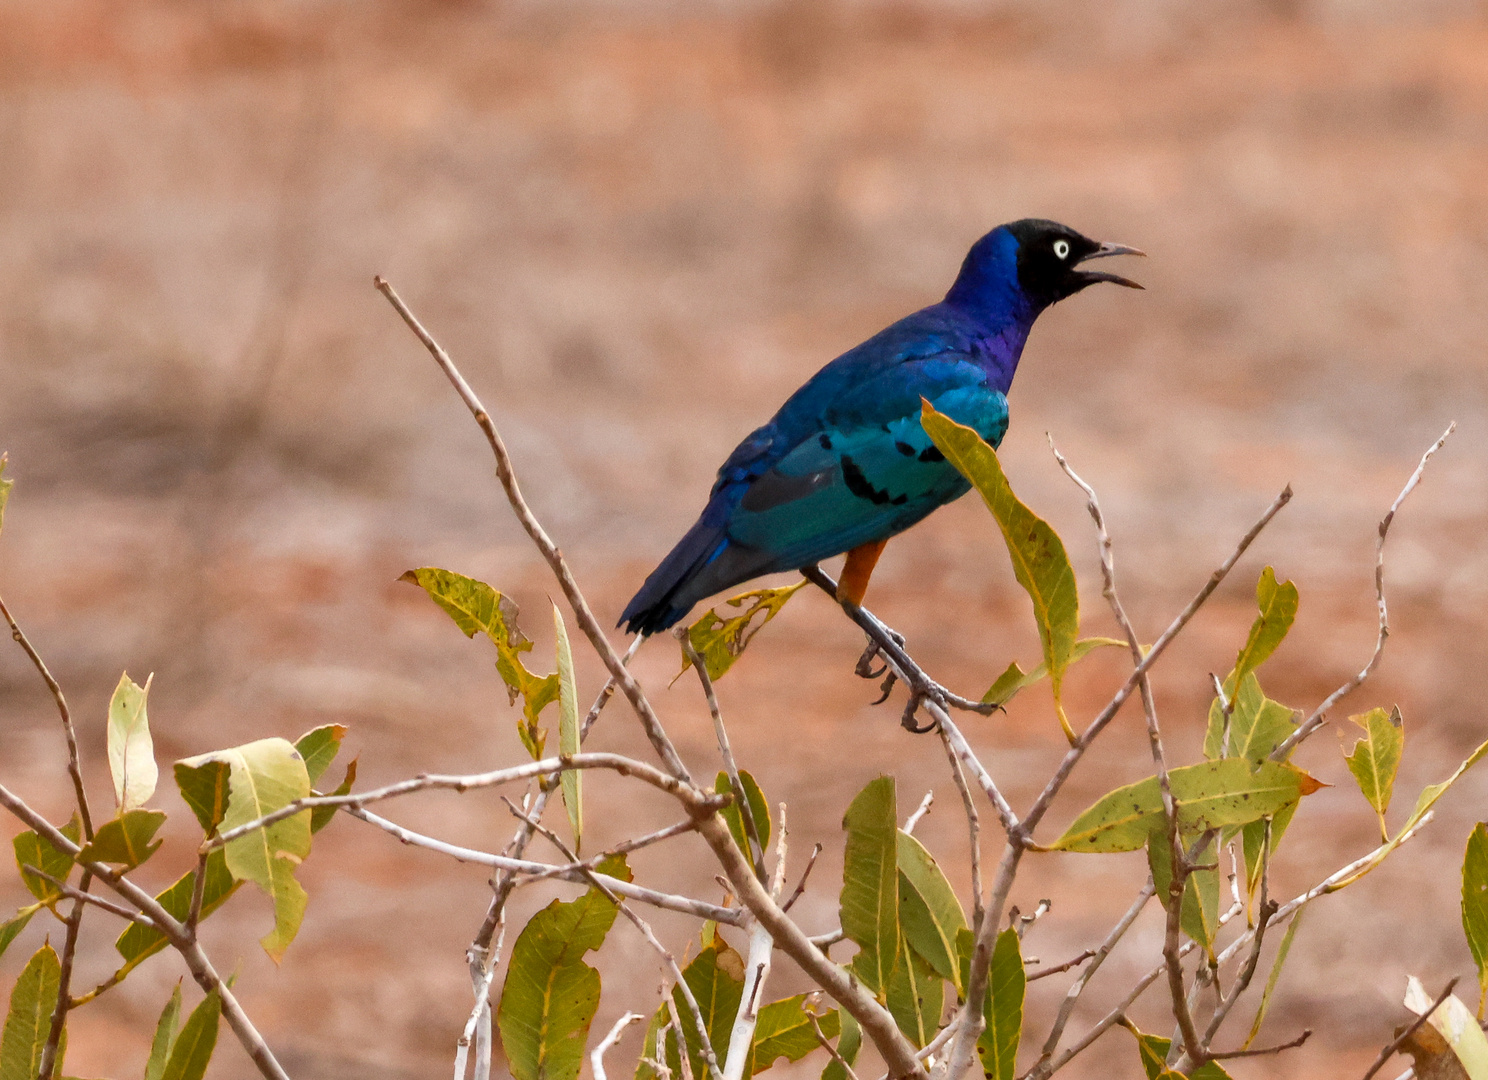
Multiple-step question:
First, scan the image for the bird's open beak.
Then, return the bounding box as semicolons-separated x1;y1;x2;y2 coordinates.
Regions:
1075;241;1145;290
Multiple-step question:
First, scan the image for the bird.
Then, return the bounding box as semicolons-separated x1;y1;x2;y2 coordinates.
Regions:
619;218;1143;637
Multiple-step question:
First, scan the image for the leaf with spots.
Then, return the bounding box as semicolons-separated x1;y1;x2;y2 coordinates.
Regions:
923;403;1080;741
678;581;809;684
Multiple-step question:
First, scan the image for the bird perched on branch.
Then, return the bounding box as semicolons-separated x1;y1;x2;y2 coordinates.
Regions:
620;219;1143;636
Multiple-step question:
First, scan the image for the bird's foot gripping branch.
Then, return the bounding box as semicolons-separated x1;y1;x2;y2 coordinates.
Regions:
0;289;1483;1080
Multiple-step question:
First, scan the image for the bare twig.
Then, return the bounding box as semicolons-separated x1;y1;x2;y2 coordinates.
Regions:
1275;423;1454;759
682;635;767;882
939;729;984;930
582;636;643;740
377;275;691;781
1361;978;1460;1080
1208;1029;1311;1060
1026;951;1096;983
781;843;822;913
517;819;700;884
22;869;153;928
1199;823;1275;1053
209;751;727;848
808;1009;862;1080
934;710;1019;835
592;1013;646;1080
724;805;789;1080
904;791;934;834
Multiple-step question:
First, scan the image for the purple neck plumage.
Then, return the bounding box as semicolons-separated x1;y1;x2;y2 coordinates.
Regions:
942;226;1041;395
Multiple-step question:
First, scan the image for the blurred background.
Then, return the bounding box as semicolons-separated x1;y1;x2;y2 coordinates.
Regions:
2;0;1487;1076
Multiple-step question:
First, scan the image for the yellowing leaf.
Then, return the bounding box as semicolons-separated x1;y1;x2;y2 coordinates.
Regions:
13;815;80;905
78;809;166;869
0;454;11;537
678;581;808;683
887;935;941;1048
158;987;220;1080
0;943;62;1080
400;567;559;758
498;856;630;1080
896;831;967;992
1229;566;1298;693
143;982;183;1080
553;604;582;853
749;998;838;1074
1404;975;1488;1080
1245;904;1304;1049
982;638;1126;708
923;404;1080;741
841;777;898;999
292;725;346;787
174;759;230;836
0;909;37;963
1203;673;1297;764
1050;759;1322;853
177;738;311;962
1463;824;1488;1017
107;672;157;812
1344;706;1404;841
716;770;771;866
311;758;356;835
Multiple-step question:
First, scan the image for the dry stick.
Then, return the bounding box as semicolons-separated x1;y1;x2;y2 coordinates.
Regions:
0;594;96;1080
377;277;927;1080
1198;824;1275;1054
682;635;767;883
454;920;502;1080
517;819;700;884
353;804;740;924
1047;438;1203;1066
1360;977;1460;1080
903;790;935;834
939;732;985;931
22;869;155;929
592;1012;647;1080
1274;422;1454;760
375;276;690;783
1034;878;1155;1067
1209;1030;1311;1060
1025;951;1096;983
781;843;822;914
211;751;727;848
724;805;791;1080
0;782;291;1080
808;1007;862;1080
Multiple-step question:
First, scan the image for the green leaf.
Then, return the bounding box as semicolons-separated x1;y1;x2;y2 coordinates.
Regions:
1344;707;1404;841
0;944;61;1080
975;928;1024;1080
1464;824;1488;1018
0;909;37;962
1049;759;1323;853
982;638;1126;708
0;454;11;537
78;810;167;869
678;582;809;683
841;776;898;998
1244;904;1303;1049
896;831;967;992
1404;975;1488;1080
292;725;346;787
176;738;312;962
821;1011;859;1080
1228;566;1298;693
115;850;238;972
923;403;1080;741
1125;1022;1233;1080
159;989;219;1080
400;567;560;758
1238;801;1297;898
1148;831;1221;955
553;604;582;853
673;938;745;1080
1203;673;1298;764
716;771;771;866
14;816;80;904
750;998;838;1074
107;672;157;812
310;758;357;835
498;856;631;1080
887;936;942;1048
144;983;183;1080
173;760;230;837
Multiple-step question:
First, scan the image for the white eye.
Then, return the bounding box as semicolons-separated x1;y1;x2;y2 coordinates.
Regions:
1053;239;1071;260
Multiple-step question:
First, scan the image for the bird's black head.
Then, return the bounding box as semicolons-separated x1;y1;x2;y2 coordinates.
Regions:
944;219;1144;321
1005;217;1142;309
1005;218;1145;307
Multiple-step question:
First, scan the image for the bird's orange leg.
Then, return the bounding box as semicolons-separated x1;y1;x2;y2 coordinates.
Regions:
836;538;889;608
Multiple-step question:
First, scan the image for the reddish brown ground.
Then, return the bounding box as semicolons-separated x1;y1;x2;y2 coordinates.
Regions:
2;2;1488;1077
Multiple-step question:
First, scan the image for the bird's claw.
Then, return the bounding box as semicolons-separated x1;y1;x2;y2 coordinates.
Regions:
900;693;939;734
855;639;888;680
871;670;897;705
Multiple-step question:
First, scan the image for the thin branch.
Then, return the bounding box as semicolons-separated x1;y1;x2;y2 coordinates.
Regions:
353;804;741;924
376;275;691;781
1026;951;1096;983
23;869;152;928
517;819;700;884
455;919;501;1080
939;729;984;930
592;1013;646;1080
209;751;727;848
933;709;1018;835
1361;978;1460;1080
809;1009;861;1080
810;928;845;948
903;791;934;835
781;843;822;913
682;634;767;882
1199;824;1275;1052
582;636;643;740
1275;422;1454;759
1208;1029;1311;1060
724;805;790;1080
